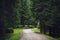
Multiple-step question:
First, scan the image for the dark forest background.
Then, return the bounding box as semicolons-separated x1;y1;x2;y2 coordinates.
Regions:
0;0;60;40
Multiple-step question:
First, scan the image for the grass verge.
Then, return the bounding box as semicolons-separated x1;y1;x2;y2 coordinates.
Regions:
32;28;57;40
32;28;40;33
6;28;23;40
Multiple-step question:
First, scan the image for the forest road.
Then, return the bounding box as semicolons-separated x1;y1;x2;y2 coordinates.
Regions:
20;29;52;40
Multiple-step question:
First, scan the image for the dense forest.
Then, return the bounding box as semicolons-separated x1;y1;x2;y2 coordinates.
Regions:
0;0;60;40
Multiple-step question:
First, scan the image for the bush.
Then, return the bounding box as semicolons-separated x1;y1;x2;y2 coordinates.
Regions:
6;28;13;33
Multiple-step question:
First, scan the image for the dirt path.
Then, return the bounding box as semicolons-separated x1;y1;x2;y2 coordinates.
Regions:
20;29;52;40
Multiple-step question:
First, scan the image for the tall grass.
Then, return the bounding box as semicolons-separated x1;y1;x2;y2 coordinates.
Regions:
6;28;23;40
32;28;40;33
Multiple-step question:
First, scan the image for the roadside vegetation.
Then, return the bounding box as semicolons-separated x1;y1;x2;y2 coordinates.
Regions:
5;28;23;40
0;0;60;40
32;28;40;33
32;28;58;40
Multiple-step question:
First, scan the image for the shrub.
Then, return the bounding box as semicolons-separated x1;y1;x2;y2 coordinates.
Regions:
6;28;13;33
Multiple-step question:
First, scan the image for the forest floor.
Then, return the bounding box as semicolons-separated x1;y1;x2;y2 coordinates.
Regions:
20;29;54;40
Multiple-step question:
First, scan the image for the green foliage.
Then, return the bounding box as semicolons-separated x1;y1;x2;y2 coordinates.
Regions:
6;28;23;40
0;0;60;39
32;28;40;33
31;0;60;37
6;28;13;33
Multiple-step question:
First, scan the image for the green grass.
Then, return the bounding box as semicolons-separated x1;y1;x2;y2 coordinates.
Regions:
32;28;40;33
32;28;57;40
6;28;23;40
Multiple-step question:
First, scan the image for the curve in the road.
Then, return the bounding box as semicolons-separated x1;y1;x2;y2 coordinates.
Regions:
20;29;52;40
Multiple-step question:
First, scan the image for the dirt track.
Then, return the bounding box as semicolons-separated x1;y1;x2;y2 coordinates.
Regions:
20;29;52;40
